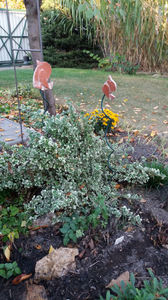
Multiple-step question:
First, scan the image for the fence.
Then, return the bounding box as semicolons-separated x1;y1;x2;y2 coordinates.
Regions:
0;8;30;66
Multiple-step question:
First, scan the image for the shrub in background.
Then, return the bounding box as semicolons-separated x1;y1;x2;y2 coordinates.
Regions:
83;50;140;74
41;10;101;68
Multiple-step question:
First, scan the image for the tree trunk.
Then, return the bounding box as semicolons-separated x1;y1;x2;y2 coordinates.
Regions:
24;0;56;115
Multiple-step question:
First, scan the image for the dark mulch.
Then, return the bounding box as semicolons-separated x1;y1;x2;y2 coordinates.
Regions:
0;131;168;300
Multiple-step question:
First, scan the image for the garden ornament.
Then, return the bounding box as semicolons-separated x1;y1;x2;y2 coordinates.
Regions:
102;75;117;100
33;60;53;113
101;76;117;172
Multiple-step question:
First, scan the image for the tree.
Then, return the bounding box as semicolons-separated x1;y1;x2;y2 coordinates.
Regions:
23;0;56;115
41;0;59;10
0;0;25;9
0;0;60;10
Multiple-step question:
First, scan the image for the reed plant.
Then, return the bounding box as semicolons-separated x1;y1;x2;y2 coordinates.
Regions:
59;0;168;71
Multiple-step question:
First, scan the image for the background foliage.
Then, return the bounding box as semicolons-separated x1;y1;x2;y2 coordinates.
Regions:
41;9;100;68
1;0;168;71
0;0;25;9
59;0;168;72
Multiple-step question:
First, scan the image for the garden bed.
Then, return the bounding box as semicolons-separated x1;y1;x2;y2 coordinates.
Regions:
0;119;168;299
0;185;168;300
0;96;168;299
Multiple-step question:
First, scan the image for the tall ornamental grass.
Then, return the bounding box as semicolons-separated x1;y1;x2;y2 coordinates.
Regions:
59;0;168;71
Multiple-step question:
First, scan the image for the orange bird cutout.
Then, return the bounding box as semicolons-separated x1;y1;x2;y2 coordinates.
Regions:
33;60;53;91
102;75;117;100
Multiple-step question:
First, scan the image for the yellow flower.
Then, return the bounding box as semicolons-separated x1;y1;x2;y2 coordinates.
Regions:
85;108;119;131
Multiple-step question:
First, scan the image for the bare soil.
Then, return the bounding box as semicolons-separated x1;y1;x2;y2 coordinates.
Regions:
0;133;168;300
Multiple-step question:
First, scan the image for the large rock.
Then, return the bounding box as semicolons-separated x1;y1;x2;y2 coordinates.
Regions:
34;247;79;281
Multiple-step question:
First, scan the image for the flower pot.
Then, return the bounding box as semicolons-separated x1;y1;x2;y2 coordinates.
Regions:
23;55;30;65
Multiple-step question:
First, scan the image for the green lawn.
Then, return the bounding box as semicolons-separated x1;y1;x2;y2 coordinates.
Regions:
0;67;168;132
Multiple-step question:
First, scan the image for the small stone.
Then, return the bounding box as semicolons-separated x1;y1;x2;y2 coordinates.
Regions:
114;236;124;245
26;284;48;300
34;247;79;281
32;212;55;227
163;244;168;250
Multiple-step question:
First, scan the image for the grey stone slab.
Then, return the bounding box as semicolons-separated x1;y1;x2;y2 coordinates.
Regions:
0;118;31;150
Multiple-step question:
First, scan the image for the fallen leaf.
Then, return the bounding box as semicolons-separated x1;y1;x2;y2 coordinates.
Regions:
79;184;85;190
114;236;124;245
133;108;141;111
8;232;15;243
140;198;147;203
5;138;14;141
78;249;86;259
12;273;32;285
35;244;42;250
4;245;11;262
116;127;125;133
8;161;13;174
126;227;134;232
115;184;121;189
163;120;168;124
49;245;55;254
21;220;27;227
28;225;49;231
106;271;130;289
0;128;4;132
88;238;94;250
65;192;71;197
150;131;157;137
118;138;124;144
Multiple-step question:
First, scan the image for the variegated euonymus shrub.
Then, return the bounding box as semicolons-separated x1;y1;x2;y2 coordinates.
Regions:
0;106;163;223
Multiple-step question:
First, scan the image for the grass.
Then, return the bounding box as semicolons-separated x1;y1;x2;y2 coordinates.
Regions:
0;67;168;132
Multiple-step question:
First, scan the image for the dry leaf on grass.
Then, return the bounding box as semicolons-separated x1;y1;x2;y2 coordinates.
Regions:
106;271;130;289
5;138;14;141
150;131;157;137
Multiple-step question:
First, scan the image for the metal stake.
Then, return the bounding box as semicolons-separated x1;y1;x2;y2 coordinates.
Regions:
5;0;24;144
